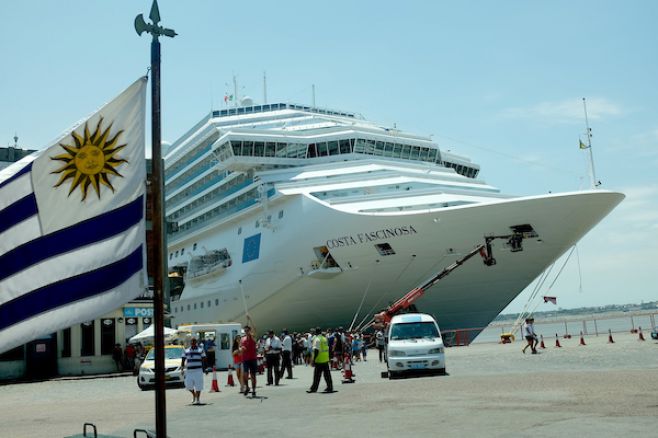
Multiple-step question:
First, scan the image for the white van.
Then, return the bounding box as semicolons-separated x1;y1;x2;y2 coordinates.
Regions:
176;323;241;370
385;313;446;378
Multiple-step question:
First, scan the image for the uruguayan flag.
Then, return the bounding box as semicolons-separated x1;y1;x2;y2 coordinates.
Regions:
0;77;147;354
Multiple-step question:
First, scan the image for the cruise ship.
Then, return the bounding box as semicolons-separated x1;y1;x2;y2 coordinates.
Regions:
164;100;623;344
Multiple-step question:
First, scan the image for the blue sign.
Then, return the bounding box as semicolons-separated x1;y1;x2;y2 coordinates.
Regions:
124;307;154;318
242;233;261;263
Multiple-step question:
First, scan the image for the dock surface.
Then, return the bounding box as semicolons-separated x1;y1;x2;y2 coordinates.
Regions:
1;333;656;437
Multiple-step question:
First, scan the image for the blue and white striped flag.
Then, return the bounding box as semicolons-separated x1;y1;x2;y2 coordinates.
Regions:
0;77;148;354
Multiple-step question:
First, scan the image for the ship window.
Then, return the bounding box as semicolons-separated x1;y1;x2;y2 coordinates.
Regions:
278;210;284;219
375;243;396;256
181;248;185;255
255;220;260;228
265;142;276;157
339;139;351;154
238;227;242;235
194;303;197;310
254;142;264;156
328;141;339;155
169;253;173;260
208;300;211;308
175;250;179;257
215;299;219;306
200;301;204;309
374;141;385;156
187;304;191;311
193;243;197;250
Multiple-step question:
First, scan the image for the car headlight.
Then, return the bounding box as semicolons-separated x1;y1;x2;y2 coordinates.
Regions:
142;367;154;374
428;347;444;354
388;350;406;357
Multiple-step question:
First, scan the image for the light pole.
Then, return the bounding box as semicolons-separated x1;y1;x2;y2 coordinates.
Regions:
135;1;176;436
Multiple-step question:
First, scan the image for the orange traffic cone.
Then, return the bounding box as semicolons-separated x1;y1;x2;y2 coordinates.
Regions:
579;331;586;346
209;366;220;392
638;327;646;341
607;329;615;344
554;333;562;348
342;353;355;384
539;335;546;349
226;366;235;387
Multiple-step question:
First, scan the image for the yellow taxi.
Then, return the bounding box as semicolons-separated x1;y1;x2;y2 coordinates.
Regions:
137;345;185;390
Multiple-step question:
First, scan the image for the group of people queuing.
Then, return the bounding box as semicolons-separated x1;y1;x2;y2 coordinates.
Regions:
224;322;376;396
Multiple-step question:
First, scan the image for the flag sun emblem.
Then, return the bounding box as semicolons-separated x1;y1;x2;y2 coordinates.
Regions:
50;118;128;201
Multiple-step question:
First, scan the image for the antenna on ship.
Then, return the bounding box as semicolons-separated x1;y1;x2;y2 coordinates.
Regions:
581;98;601;189
233;74;239;108
263;71;268;104
312;84;316;107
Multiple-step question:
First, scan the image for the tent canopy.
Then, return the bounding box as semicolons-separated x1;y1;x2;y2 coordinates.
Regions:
128;325;177;343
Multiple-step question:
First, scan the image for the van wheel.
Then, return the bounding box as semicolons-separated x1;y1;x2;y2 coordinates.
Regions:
436;368;446;376
388;371;400;380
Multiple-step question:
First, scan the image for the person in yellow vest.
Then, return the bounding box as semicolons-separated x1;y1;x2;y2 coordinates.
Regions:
307;327;335;393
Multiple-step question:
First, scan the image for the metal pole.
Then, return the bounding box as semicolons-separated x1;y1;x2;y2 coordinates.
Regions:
134;3;176;436
150;35;167;438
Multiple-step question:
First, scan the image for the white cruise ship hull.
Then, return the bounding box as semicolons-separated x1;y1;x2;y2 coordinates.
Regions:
171;189;623;342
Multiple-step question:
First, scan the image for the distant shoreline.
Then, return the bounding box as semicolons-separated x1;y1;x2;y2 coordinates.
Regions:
494;308;657;325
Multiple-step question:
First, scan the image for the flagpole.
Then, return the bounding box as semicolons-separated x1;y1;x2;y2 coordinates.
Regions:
135;2;176;437
582;97;599;189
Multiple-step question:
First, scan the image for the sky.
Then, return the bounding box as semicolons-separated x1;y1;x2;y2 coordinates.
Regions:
1;1;656;314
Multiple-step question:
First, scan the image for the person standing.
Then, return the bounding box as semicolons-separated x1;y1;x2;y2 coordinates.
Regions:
522;317;538;354
307;327;334;394
375;329;385;363
205;335;216;370
232;334;244;393
181;337;206;405
240;317;258;397
265;330;282;386
112;343;123;372
280;329;294;379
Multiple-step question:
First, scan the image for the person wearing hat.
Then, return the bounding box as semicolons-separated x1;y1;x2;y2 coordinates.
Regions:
521;317;538;354
265;329;282;386
307;327;334;393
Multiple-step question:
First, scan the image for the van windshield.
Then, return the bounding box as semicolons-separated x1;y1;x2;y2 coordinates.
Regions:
390;322;440;340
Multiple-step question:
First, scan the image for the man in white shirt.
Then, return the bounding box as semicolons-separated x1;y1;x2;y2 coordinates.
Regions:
181;337;206;405
264;330;282;385
280;329;294;379
521;317;538;354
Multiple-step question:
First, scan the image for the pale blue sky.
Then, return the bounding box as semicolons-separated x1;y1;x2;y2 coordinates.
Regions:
1;1;656;313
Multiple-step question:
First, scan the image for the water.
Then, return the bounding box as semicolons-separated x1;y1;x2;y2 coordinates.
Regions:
473;311;657;344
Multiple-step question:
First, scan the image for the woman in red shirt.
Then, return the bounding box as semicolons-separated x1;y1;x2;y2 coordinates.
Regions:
240;317;258;397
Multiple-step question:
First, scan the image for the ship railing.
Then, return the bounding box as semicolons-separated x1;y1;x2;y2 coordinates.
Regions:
168;179;253;219
441;328;483;347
